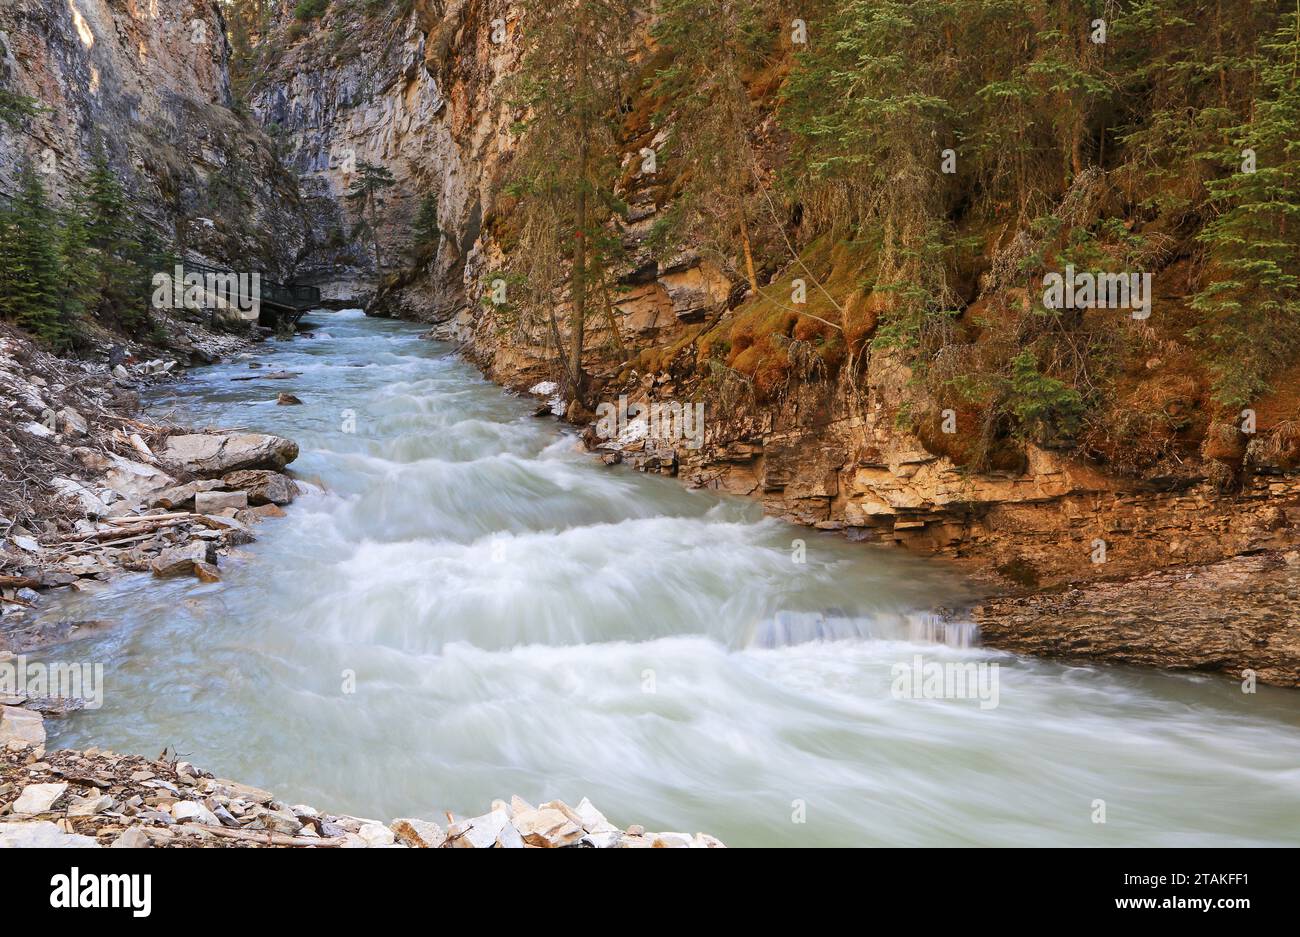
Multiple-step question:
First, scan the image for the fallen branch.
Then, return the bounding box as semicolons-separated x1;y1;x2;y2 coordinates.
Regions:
180;824;346;848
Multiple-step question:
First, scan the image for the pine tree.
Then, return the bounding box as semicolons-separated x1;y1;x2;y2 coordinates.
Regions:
1191;4;1300;410
409;191;440;267
346;160;396;273
650;0;772;297
55;198;96;330
0;159;70;346
80;145;151;334
506;0;637;403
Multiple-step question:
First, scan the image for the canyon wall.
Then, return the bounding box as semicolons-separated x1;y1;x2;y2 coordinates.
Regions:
0;0;308;275
248;0;513;307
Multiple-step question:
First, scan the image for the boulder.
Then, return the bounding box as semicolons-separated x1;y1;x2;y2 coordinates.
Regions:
0;705;45;750
358;823;396;847
171;800;220;826
222;470;297;506
276;393;303;405
159;433;299;477
151;479;223;510
510;806;585;848
150;541;217;578
50;477;113;517
391;818;447;848
447;809;511;848
193;490;248;514
13;781;67;815
59;407;88;437
0;821;100;849
110;827;151;849
193;562;221;583
67;794;114;816
239;504;286;523
102;456;176;503
198;515;255;545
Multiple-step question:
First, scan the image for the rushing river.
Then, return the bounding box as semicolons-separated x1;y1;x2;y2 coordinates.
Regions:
37;310;1300;846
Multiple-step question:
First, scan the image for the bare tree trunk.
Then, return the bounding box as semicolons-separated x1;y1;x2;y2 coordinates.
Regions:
569;37;590;405
739;211;760;296
369;199;384;274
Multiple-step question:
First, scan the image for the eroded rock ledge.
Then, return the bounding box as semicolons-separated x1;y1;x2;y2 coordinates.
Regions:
974;550;1300;686
0;744;723;849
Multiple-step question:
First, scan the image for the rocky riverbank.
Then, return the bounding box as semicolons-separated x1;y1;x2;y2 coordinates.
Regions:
0;324;303;658
0;743;724;848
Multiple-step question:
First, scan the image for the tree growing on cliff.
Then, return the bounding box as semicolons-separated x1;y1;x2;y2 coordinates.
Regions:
1190;5;1300;411
408;191;441;268
79;146;154;335
505;0;637;405
347;160;396;275
649;0;772;299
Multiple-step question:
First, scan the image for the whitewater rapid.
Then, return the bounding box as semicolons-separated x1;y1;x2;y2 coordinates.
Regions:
38;310;1300;846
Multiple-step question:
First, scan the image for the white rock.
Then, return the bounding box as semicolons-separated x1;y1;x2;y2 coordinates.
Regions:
102;456;175;502
650;832;695;848
358;823;396;847
0;704;43;750
22;421;55;439
50;477;111;517
448;809;510;849
59;407;88;437
110;827;151;849
67;794;114;816
510;806;585;848
0;820;100;848
496;822;525;848
573;796;617;834
171;800;220;826
13;782;67;815
390;818;447;848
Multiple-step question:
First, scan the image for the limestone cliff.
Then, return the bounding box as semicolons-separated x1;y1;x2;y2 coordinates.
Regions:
0;0;309;276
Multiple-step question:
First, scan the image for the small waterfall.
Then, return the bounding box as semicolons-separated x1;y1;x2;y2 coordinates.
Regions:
746;609;979;649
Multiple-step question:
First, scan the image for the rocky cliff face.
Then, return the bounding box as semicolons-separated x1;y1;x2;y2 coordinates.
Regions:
248;0;513;307
0;0;308;275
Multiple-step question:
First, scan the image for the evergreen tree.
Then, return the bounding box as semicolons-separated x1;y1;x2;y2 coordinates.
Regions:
346;160;396;273
1191;5;1300;410
650;0;772;297
55;197;96;329
81;145;151;334
0;159;70;346
506;0;637;402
